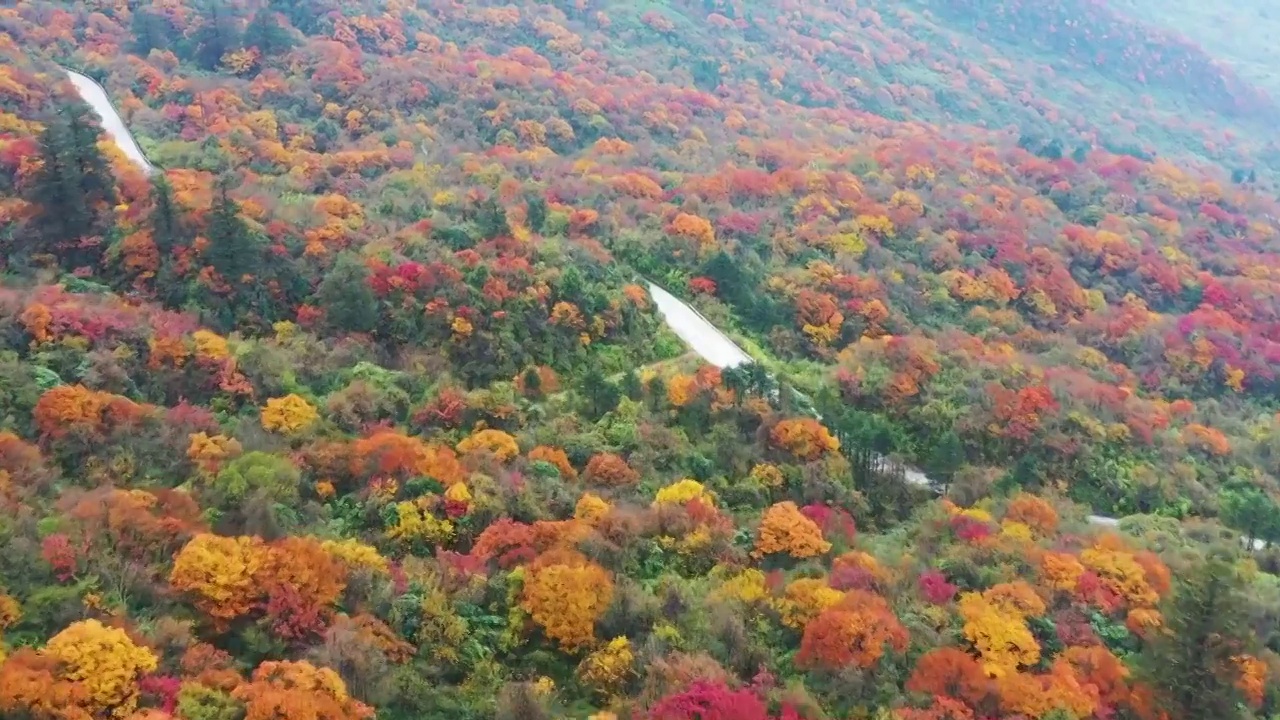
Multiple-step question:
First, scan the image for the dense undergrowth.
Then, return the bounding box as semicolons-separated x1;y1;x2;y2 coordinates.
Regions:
1;1;1280;719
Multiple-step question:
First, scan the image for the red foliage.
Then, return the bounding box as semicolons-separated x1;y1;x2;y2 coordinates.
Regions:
918;570;959;605
648;680;770;720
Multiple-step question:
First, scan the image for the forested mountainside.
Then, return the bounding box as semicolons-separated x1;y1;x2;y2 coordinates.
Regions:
1112;0;1280;103
1;1;1280;719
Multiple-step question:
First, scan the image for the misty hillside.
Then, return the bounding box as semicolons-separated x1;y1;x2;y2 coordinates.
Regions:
0;2;1278;719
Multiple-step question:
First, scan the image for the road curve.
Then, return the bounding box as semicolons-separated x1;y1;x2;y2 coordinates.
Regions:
66;61;1140;530
62;67;157;175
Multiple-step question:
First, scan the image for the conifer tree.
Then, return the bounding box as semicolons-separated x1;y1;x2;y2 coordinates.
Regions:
317;253;378;333
242;10;296;58
205;177;260;285
191;1;242;71
149;175;190;308
26;104;117;270
131;9;173;55
149;175;183;257
1141;557;1252;720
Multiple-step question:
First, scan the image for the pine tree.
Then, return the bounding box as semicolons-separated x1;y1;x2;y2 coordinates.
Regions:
526;195;548;233
205;177;260;286
243;10;296;58
150;175;184;256
1141;558;1252;720
578;367;621;421
26;105;117;270
191;1;243;70
131;9;173;55
924;431;964;492
317;253;379;333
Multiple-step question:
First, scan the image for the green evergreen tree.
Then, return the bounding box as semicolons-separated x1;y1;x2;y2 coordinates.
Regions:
130;9;173;55
317;253;379;334
26;105;117;270
521;367;543;398
578;366;621;421
924;430;964;492
149;175;184;256
1218;486;1280;549
475;196;509;240
191;1;243;70
205;177;260;285
526;195;548;233
242;10;296;58
1140;558;1253;720
620;368;643;401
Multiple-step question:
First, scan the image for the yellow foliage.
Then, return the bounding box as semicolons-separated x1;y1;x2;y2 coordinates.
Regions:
170;534;266;625
577;636;634;694
387;501;455;546
574;493;612;524
711;568;770;606
958;592;1041;677
260;394;319;434
749;463;785;488
192;330;231;362
43;619;158;718
520;554;614;651
754;501;831;559
653;478;714;507
999;520;1034;543
772;577;844;629
451;316;473;338
456;428;519;461
1080;545;1158;607
444;482;472;505
320;538;390;575
186;432;243;473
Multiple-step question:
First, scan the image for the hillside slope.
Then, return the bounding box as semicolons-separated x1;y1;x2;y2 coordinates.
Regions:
1;1;1279;719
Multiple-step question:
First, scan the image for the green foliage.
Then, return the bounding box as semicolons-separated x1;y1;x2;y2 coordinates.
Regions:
210;451;301;507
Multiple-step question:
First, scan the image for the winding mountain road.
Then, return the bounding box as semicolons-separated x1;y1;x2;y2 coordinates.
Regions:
63;67;157;176
63;63;1144;533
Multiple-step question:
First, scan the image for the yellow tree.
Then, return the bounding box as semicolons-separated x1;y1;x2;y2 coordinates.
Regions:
234;660;373;720
456;428;519;462
260;394;320;434
43;619;158;718
170;534;267;626
754;501;831;559
520;551;614;651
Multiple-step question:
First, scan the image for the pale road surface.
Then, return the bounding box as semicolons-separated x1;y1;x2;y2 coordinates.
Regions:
64;63;1166;535
63;67;157;175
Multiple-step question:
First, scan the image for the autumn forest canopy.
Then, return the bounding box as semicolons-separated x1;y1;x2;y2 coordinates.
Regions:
3;0;1280;718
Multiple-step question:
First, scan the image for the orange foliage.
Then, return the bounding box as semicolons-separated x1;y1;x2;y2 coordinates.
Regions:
234;660;373;720
754;501;831;559
1039;552;1086;593
796;590;908;670
1003;494;1059;536
351;431;465;486
1182;423;1231;455
1234;654;1267;709
33;385;147;438
907;647;996;708
995;660;1099;720
769;418;840;460
668;212;716;249
0;649;93;720
528;445;578;480
257;537;348;612
583;452;639;486
1061;645;1130;709
520;551;614;651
